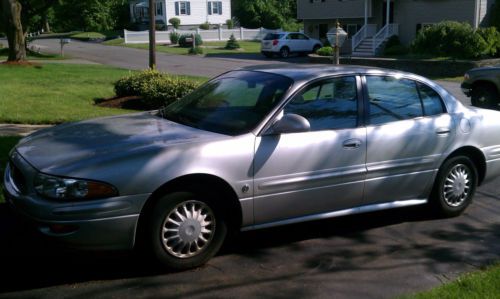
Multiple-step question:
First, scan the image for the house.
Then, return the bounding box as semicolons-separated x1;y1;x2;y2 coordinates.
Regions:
129;0;231;29
298;0;496;56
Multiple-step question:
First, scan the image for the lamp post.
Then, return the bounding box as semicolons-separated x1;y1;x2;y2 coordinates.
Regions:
326;20;348;65
149;0;156;69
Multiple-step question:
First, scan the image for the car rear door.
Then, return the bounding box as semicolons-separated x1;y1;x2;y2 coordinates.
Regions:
362;75;455;205
252;76;367;226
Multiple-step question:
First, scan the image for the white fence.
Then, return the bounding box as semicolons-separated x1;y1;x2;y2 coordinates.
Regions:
124;27;282;44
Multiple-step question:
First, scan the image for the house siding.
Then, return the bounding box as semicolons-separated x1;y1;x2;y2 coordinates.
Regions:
130;0;231;26
297;0;373;19
394;0;477;45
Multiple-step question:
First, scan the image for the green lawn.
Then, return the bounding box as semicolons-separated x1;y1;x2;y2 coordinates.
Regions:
0;48;62;60
0;63;135;124
401;263;500;299
0;136;21;204
69;31;122;41
104;39;261;55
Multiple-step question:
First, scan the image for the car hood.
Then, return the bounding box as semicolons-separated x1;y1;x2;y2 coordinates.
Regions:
15;112;225;173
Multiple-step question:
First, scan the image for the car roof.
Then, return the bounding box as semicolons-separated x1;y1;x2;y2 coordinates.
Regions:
241;64;420;83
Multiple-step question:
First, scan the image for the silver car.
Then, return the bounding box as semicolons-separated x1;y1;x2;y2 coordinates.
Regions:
4;65;500;270
261;32;322;58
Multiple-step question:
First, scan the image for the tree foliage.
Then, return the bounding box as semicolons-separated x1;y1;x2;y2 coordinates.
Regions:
231;0;297;29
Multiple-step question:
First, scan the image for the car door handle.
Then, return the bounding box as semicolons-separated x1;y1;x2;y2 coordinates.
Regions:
436;128;451;135
343;139;362;149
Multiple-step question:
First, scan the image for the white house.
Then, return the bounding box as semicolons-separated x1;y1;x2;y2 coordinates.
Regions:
129;0;231;28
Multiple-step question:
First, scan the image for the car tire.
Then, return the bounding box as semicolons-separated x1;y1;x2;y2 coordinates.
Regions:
279;47;290;58
471;83;499;109
312;44;321;54
145;191;227;270
430;156;478;217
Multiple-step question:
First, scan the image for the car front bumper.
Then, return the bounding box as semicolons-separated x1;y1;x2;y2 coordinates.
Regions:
3;153;151;251
461;81;472;97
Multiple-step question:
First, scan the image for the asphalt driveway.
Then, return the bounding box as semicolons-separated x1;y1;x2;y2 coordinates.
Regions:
0;178;499;298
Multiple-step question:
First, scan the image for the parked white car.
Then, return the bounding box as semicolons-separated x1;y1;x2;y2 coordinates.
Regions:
261;32;322;58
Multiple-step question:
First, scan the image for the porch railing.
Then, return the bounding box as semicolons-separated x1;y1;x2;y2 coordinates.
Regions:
351;24;377;50
372;23;399;54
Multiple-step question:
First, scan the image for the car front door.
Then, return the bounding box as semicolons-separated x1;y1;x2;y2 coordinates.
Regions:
252;76;367;226
363;75;454;205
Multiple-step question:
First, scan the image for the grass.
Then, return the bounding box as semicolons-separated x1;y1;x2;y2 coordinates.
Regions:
104;39;261;55
401;263;500;299
0;136;21;204
0;48;62;60
69;30;122;41
431;76;464;83
0;63;136;124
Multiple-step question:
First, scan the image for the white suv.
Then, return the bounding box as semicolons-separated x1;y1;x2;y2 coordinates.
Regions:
261;32;323;58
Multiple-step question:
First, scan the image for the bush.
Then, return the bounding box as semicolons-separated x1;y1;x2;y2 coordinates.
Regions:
114;70;200;109
188;46;204;55
226;19;234;29
169;32;180;45
225;34;240;50
169;17;181;29
179;34;203;47
316;46;333;56
282;20;303;33
477;27;500;57
199;22;210;30
411;21;488;59
383;36;409;56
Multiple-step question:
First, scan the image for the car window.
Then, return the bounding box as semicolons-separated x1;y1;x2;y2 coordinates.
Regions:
417;82;445;116
297;34;309;40
263;33;284;40
287;33;297;40
284;76;358;131
366;76;423;125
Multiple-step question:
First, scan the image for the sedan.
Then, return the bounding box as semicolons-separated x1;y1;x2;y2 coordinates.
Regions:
5;65;500;270
261;32;322;58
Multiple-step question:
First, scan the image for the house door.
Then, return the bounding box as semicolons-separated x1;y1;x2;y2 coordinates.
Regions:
382;0;394;24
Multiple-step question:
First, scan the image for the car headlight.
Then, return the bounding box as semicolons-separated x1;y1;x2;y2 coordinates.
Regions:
464;73;470;80
34;173;118;200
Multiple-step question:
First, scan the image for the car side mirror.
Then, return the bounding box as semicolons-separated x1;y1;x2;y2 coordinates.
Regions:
267;113;311;135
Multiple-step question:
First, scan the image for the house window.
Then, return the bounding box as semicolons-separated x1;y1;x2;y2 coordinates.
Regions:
156;2;163;16
175;1;191;16
208;1;223;15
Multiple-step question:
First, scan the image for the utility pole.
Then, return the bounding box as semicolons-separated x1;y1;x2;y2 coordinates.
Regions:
149;0;156;69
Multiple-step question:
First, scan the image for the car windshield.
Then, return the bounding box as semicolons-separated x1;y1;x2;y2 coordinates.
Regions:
263;33;284;40
160;71;293;135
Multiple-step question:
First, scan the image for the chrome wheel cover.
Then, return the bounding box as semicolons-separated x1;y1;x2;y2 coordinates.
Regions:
161;200;215;259
443;164;471;207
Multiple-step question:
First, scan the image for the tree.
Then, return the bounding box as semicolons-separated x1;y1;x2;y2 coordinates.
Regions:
0;0;56;61
231;0;297;29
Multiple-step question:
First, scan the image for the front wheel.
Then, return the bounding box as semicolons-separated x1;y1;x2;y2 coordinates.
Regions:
146;191;227;270
471;84;499;109
279;47;290;58
431;156;478;217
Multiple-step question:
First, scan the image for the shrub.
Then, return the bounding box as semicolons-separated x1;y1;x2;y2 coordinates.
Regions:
188;46;204;55
199;22;210;30
411;21;488;59
169;17;181;29
282;20;303;33
226;19;234;29
225;34;240;50
316;46;334;56
114;70;200;109
169;32;180;45
383;36;409;56
477;27;500;57
179;34;203;47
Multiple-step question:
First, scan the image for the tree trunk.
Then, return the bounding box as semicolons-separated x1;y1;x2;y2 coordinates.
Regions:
149;0;156;69
1;0;26;61
42;13;50;33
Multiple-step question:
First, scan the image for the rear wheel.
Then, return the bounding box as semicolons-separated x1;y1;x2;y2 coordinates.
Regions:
431;156;477;217
279;47;290;58
471;83;499;109
145;191;227;270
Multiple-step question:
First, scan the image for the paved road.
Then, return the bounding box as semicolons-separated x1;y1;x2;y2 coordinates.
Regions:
31;39;308;78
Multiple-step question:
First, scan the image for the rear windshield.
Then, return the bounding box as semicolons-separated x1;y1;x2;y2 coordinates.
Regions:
263;33;284;40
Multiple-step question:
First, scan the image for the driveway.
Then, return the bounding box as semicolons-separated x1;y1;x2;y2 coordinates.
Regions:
0;178;499;298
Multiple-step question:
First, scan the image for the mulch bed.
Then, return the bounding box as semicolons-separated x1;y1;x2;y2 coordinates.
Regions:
95;95;149;110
